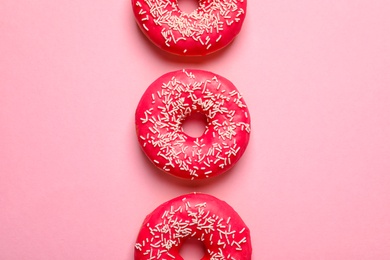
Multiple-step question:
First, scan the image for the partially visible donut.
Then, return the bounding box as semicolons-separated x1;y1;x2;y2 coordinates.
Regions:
134;193;252;259
135;69;251;180
132;0;247;56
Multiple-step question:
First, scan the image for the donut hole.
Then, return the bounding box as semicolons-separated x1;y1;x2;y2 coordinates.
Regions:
179;238;206;259
177;0;199;14
182;112;208;138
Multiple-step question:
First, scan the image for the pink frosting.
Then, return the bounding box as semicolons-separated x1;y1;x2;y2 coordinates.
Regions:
134;193;252;259
135;69;251;180
132;0;247;56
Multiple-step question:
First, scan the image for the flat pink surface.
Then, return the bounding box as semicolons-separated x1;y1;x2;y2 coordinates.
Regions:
1;0;390;259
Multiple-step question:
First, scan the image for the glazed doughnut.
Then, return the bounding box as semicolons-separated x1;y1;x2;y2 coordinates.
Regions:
134;193;252;259
135;69;251;180
132;0;247;56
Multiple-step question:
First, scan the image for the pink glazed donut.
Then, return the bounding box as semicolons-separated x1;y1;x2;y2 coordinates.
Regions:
134;193;252;259
135;69;251;180
132;0;247;56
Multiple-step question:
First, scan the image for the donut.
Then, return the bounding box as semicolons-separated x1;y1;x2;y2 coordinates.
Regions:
132;0;247;56
134;193;252;259
135;69;251;180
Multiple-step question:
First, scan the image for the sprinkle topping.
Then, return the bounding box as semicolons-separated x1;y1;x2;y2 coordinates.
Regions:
134;193;251;259
136;69;251;180
133;0;247;55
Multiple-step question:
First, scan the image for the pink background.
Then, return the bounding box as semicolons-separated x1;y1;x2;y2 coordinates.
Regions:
1;0;390;259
